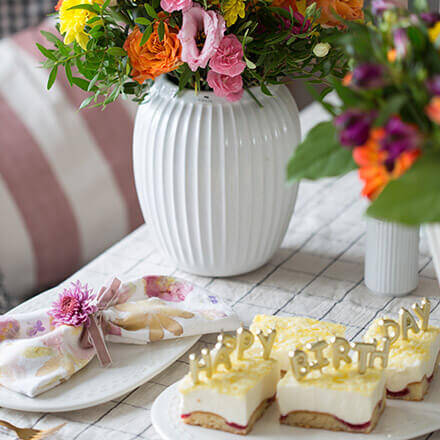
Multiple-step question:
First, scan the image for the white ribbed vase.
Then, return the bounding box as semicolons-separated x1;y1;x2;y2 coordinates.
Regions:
133;76;301;277
365;218;420;297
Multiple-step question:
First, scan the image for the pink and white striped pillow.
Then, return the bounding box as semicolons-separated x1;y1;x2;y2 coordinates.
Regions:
0;21;144;298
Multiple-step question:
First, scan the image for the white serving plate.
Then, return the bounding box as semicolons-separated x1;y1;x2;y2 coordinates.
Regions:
0;288;199;412
152;382;440;440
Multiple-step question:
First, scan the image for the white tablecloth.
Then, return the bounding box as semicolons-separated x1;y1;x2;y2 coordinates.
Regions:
1;102;439;440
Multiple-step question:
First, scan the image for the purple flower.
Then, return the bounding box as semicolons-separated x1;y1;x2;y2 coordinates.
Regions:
334;110;376;148
427;75;440;95
393;28;408;58
279;11;311;36
420;12;440;28
49;281;97;328
352;63;385;89
372;0;406;14
381;116;421;164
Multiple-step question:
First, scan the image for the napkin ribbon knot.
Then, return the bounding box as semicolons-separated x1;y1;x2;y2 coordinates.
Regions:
80;278;122;367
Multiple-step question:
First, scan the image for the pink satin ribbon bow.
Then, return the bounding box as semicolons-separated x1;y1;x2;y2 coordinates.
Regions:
81;278;122;367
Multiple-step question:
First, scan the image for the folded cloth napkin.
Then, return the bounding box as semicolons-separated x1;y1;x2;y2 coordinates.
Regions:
0;275;239;397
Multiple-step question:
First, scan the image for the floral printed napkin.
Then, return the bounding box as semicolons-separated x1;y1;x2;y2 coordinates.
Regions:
0;276;239;397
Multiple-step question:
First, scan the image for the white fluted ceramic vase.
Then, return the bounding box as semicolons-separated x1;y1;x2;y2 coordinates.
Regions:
365;218;420;297
133;76;301;277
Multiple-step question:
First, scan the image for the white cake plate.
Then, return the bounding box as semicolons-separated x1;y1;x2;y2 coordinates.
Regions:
0;288;199;412
152;382;440;440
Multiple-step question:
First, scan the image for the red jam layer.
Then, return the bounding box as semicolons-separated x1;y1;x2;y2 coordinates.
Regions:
280;414;371;430
387;372;435;397
280;400;385;432
181;395;276;430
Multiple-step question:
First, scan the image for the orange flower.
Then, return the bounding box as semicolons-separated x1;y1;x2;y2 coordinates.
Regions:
55;0;63;10
311;0;364;28
124;24;182;84
425;96;440;125
342;72;352;86
271;0;298;10
387;49;397;63
353;128;420;200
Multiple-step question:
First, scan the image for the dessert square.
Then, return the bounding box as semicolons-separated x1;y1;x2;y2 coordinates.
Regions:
179;356;279;435
277;364;386;433
249;315;346;372
364;318;440;401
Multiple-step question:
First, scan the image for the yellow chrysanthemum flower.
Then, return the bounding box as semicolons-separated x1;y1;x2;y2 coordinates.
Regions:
429;22;440;46
223;0;245;26
59;0;102;50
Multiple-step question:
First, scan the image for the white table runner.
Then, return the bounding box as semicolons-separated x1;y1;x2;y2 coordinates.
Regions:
0;102;439;439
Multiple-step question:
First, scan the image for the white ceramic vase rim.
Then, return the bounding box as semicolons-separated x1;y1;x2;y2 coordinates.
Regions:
149;74;285;105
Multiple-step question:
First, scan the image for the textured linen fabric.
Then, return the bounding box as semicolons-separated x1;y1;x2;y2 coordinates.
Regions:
0;102;437;439
0;20;143;299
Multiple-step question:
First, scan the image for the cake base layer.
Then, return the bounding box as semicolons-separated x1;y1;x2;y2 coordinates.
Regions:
387;351;440;401
181;395;275;435
280;397;385;434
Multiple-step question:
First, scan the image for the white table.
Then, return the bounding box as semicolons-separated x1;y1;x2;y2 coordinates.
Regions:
1;102;439;440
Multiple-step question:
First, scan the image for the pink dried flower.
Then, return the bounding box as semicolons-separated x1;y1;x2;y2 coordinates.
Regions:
207;70;243;102
209;34;246;77
161;0;192;13
49;281;97;328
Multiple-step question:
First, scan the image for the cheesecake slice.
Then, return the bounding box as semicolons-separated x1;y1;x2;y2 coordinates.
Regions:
249;315;346;373
364;319;440;401
179;355;279;435
277;364;386;433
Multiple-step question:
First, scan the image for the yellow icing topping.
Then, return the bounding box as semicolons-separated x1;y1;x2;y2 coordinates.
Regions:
179;355;277;396
279;363;384;396
364;319;440;370
249;315;345;357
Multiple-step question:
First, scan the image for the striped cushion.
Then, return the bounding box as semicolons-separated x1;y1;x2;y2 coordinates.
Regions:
0;21;143;298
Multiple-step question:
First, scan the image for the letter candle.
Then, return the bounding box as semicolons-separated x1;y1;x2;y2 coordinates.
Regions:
412;298;431;331
330;336;352;369
399;308;420;340
189;348;212;384
306;340;329;370
236;326;255;360
255;328;277;360
212;332;237;371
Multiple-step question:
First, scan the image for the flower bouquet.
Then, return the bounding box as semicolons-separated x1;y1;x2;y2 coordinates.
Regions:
37;0;364;279
38;0;362;106
287;0;440;225
287;0;440;295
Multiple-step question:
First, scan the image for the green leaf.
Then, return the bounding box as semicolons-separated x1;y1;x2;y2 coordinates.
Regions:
144;3;158;18
107;47;127;57
68;4;99;13
374;95;407;127
71;77;92;91
47;65;58;90
261;83;273;96
287;121;357;181
245;58;256;69
65;62;73;86
135;17;151;26
367;152;440;225
158;21;165;42
80;95;94;109
40;30;60;44
36;43;57;61
141;26;153;46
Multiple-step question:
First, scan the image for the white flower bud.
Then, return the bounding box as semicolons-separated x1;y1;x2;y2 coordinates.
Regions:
313;42;331;58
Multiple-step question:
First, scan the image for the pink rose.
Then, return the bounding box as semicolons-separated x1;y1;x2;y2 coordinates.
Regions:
207;71;244;102
209;34;246;77
160;0;192;13
178;4;226;72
